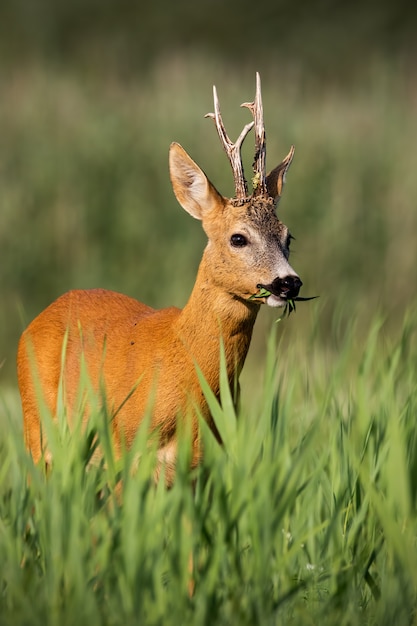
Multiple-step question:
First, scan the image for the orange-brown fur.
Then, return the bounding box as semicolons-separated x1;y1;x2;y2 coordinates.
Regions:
18;122;300;485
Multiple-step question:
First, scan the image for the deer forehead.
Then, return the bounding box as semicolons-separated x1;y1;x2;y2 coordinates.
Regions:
212;197;288;240
245;199;287;235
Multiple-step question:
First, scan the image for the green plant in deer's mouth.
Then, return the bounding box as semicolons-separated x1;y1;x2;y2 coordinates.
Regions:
248;285;318;318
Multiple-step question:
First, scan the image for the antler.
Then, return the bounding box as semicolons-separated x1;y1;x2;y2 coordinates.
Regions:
205;86;254;200
241;72;267;196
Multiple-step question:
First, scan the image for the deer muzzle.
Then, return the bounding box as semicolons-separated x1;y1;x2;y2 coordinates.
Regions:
263;275;303;300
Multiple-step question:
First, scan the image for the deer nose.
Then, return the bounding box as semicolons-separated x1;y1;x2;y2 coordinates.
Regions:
271;275;303;299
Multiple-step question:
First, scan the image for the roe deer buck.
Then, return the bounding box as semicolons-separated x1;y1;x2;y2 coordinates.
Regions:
17;73;303;484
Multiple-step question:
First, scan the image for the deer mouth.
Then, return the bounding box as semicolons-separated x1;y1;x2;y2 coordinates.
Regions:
259;277;303;300
248;284;288;308
248;275;303;308
249;278;302;308
263;292;289;308
259;284;289;300
252;281;318;311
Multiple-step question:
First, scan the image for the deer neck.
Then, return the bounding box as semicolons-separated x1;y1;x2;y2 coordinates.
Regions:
175;252;260;389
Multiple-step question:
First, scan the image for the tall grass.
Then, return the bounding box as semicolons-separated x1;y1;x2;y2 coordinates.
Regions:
0;308;416;625
1;54;416;624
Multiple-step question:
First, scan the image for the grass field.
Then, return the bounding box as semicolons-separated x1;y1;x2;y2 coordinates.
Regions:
1;55;416;624
0;307;416;625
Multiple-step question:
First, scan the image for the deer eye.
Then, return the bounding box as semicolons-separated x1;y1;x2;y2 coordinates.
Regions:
286;233;295;248
230;233;248;247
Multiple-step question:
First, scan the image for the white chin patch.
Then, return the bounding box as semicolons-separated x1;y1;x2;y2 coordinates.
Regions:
266;294;287;308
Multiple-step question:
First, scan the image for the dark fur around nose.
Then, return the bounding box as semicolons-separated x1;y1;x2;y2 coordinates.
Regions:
267;276;303;299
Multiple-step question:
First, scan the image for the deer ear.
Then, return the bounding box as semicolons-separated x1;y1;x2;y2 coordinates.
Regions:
169;143;223;220
266;145;295;202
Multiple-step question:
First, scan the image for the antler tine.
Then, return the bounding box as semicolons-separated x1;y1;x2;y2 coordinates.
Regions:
241;72;267;196
205;85;254;200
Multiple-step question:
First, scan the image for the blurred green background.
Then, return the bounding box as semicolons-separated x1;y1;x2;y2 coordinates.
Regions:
0;0;416;388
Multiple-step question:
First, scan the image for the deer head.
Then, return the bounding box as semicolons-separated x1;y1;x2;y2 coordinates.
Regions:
169;73;302;309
